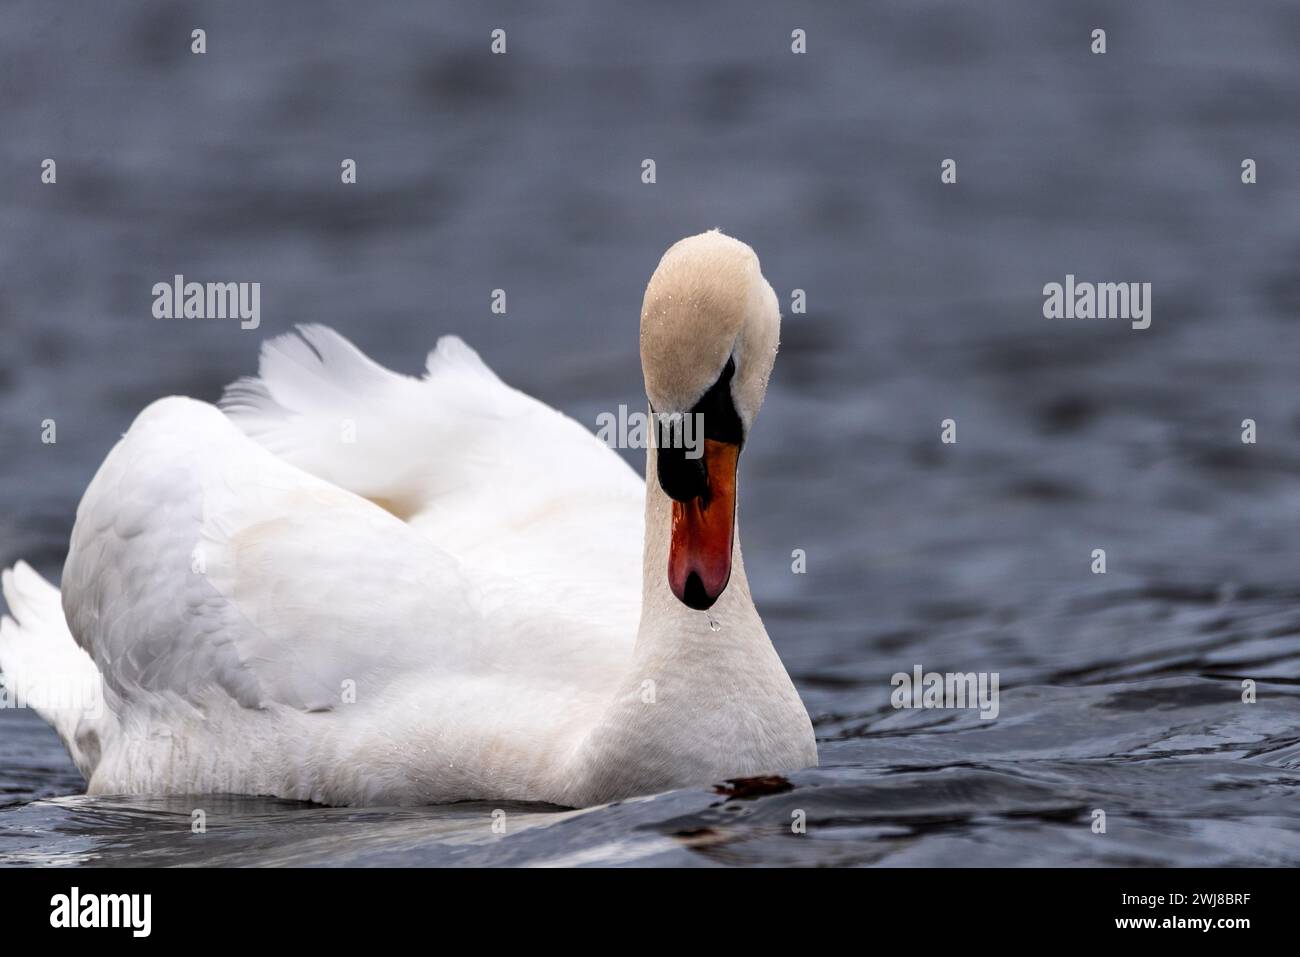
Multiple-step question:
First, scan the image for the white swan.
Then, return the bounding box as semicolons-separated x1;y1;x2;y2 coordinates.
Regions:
0;231;817;807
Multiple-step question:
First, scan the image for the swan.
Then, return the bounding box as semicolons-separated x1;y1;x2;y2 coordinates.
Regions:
0;230;817;807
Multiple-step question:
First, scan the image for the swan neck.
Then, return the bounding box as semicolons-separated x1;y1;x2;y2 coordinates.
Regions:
638;439;756;641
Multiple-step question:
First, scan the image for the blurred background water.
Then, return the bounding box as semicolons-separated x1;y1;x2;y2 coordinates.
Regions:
2;0;1299;866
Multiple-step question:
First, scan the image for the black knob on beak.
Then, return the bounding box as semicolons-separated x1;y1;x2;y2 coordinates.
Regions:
656;421;708;502
653;356;743;504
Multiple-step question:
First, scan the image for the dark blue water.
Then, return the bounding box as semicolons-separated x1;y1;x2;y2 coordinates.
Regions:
2;0;1299;865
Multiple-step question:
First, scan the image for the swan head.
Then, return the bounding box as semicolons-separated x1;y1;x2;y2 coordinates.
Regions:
639;230;780;611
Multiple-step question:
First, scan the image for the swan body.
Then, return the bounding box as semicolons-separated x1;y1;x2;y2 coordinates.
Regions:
0;231;817;806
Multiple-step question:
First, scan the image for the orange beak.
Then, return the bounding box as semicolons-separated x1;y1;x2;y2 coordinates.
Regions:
668;439;739;610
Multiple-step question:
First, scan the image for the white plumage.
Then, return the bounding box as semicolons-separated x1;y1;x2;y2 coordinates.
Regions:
0;232;817;807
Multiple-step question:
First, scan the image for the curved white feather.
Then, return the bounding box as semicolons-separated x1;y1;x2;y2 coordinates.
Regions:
220;325;645;610
0;562;111;777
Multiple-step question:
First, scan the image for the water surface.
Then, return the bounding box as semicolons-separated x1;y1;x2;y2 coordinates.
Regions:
2;0;1299;866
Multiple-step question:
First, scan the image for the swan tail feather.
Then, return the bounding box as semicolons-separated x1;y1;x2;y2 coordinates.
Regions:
0;562;110;779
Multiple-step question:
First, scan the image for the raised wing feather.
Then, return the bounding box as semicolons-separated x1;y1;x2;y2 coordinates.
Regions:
219;325;645;628
220;325;642;525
